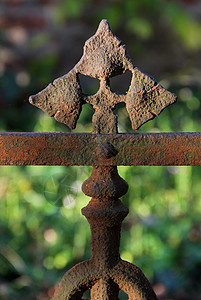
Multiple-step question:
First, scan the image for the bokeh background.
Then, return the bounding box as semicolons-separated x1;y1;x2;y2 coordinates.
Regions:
0;0;201;299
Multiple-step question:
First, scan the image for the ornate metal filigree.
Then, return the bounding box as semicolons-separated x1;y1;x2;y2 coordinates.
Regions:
29;19;177;134
29;20;178;299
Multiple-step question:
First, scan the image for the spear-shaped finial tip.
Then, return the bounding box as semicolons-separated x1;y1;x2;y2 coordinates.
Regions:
97;19;111;32
29;19;177;133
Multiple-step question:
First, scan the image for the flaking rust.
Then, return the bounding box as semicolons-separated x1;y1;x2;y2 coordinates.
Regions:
1;132;201;166
28;19;178;299
29;19;177;134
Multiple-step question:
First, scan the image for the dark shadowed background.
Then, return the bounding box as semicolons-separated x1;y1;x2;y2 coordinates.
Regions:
0;0;201;299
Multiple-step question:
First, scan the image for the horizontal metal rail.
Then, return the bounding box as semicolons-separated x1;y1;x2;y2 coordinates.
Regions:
0;132;201;166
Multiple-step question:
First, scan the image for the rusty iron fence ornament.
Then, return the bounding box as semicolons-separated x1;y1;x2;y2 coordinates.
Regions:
1;19;201;299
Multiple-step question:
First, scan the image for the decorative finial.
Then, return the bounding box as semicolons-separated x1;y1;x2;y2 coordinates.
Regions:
29;19;177;133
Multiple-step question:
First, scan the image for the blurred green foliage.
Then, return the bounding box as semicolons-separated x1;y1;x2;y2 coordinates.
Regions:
0;0;201;299
56;0;201;50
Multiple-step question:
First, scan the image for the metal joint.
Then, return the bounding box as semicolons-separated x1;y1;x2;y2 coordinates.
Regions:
15;19;180;299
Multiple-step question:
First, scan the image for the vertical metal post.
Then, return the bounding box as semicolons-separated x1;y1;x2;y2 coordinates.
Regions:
82;165;158;299
82;166;128;299
29;19;177;299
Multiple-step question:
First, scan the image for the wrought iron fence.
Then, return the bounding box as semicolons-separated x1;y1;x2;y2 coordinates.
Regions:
1;20;200;299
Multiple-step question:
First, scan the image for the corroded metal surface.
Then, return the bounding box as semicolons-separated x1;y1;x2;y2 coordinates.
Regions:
53;166;157;299
25;19;180;299
1;132;201;166
29;19;177;134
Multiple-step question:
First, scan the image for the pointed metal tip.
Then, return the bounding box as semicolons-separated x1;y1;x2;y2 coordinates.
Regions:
29;95;34;104
100;19;110;25
98;19;111;32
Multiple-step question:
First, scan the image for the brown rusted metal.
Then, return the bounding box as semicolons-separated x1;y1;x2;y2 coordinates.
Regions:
53;166;157;299
10;19;183;299
29;19;177;134
1;132;201;166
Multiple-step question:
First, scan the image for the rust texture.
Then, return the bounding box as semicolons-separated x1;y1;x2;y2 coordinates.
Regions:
1;132;201;166
53;166;157;299
29;19;177;134
25;19;179;299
